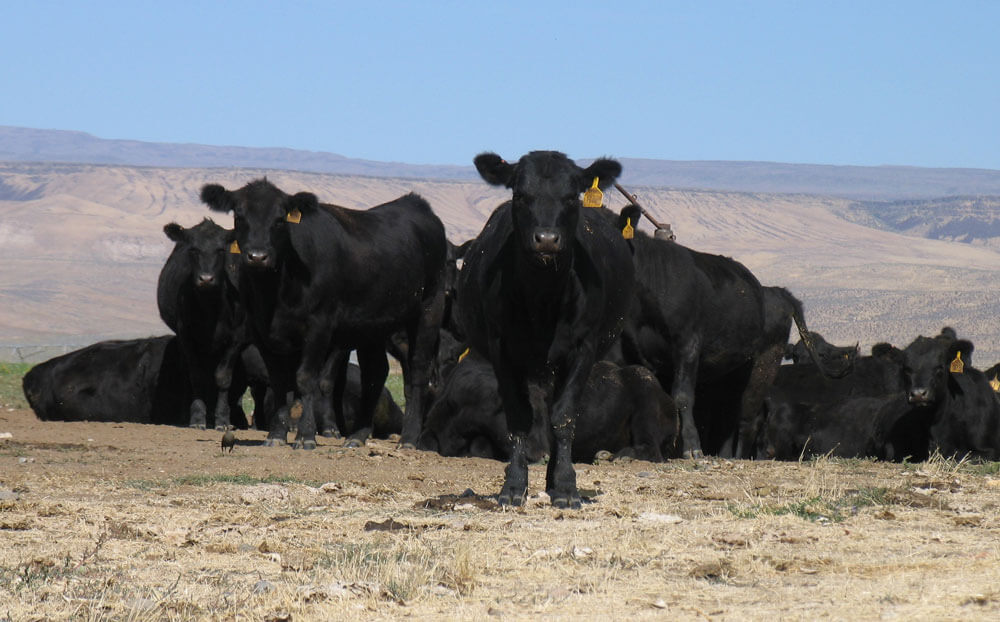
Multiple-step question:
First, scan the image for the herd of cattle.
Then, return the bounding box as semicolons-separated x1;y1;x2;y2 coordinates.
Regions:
20;151;1000;508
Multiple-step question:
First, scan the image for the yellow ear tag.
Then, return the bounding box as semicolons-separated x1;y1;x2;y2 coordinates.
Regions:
582;177;603;208
990;376;1000;392
458;347;470;363
950;351;964;373
286;208;302;224
622;216;634;240
229;241;241;254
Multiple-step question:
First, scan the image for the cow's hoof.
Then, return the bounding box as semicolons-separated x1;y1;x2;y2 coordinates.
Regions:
398;442;416;450
683;449;704;459
189;424;206;431
344;439;363;448
551;494;582;510
497;486;527;507
214;424;229;432
264;438;286;447
321;429;341;439
497;493;523;507
294;439;317;450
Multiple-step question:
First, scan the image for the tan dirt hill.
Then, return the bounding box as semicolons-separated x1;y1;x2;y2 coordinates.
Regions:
1;161;999;362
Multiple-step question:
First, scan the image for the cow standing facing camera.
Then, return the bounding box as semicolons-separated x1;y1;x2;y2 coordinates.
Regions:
456;151;635;509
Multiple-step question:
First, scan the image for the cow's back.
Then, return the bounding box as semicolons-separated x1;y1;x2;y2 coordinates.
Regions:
282;193;447;337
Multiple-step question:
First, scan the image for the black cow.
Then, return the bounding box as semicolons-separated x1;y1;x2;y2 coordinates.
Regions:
456;151;635;508
417;352;679;462
615;222;847;459
891;334;1000;461
760;347;909;460
201;178;446;449
158;218;250;430
22;336;191;424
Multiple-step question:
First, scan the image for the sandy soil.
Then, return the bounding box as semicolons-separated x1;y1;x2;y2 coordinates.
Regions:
2;408;1000;621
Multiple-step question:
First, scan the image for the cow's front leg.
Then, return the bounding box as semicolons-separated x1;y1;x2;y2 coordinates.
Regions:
500;433;530;507
546;356;592;509
492;346;533;507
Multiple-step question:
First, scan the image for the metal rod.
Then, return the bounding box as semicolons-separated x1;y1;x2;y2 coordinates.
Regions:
613;182;666;230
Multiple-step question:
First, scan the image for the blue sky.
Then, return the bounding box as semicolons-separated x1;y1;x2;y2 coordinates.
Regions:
2;1;998;169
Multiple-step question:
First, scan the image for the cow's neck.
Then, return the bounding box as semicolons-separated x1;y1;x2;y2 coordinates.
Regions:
505;246;575;331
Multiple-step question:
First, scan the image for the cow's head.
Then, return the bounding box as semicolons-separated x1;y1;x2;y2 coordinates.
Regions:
163;219;233;290
200;178;317;270
474;151;621;266
897;335;973;406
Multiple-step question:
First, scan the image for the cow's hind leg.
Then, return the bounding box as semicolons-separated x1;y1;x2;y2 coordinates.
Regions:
673;337;704;459
317;349;349;438
400;289;446;447
346;345;389;448
212;345;243;430
189;399;208;431
263;356;294;447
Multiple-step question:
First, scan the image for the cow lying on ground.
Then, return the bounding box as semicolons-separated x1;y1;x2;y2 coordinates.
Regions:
760;354;906;460
22;336;192;425
201;178;447;449
417;352;678;462
891;333;1000;461
456;151;635;508
761;329;1000;461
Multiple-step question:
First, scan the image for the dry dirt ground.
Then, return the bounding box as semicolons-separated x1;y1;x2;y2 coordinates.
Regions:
2;409;1000;621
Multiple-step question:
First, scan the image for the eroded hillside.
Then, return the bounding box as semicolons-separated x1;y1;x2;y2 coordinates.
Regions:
1;162;998;364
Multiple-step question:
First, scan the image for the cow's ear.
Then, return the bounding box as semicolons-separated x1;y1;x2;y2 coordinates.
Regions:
288;192;319;214
580;158;622;192
618;204;641;235
871;342;901;361
948;339;974;370
163;223;186;243
201;184;234;213
474;153;514;187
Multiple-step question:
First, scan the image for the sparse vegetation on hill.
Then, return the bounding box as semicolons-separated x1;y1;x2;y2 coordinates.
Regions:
1;160;999;363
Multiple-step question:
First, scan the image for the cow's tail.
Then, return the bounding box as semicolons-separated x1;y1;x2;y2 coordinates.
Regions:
783;290;854;379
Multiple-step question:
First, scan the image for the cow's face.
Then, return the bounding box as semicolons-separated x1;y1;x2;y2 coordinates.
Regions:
899;336;972;406
201;179;317;270
474;151;621;266
163;219;232;290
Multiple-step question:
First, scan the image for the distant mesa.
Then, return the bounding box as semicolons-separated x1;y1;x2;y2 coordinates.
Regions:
3;125;1000;201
